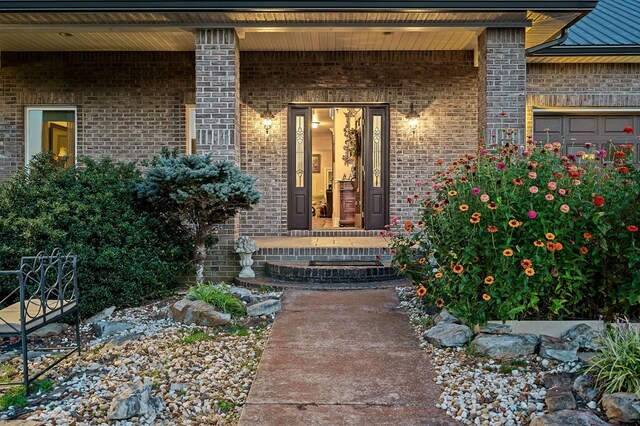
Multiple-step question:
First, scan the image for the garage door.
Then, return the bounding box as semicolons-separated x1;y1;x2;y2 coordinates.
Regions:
533;113;640;162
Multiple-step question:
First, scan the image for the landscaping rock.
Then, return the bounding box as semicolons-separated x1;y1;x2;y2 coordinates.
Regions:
249;292;282;304
562;324;602;352
479;323;513;334
247;299;281;317
106;384;164;420
601;393;640;424
423;322;472;348
86;306;116;324
573;375;598;402
432;308;461;325
229;286;254;302
545;387;577;412
169;299;231;326
529;410;610;426
30;323;69;338
105;333;142;348
93;321;135;338
472;333;539;359
543;372;578;390
578;352;597;365
539;335;579;362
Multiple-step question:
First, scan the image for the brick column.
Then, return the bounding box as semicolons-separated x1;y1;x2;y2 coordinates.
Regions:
195;28;241;280
477;28;526;144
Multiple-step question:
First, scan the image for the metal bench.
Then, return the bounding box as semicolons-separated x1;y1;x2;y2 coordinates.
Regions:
0;249;80;394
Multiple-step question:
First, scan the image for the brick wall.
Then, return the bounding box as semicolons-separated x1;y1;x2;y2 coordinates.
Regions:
239;50;479;236
477;28;526;140
526;62;640;135
0;51;195;181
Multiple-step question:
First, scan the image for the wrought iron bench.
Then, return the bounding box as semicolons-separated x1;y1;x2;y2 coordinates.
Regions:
0;249;80;394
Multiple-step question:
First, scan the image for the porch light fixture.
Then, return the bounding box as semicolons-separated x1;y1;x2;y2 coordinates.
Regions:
406;103;420;134
261;103;275;135
312;121;320;129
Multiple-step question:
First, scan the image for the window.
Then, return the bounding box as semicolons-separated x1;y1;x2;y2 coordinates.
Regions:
186;105;196;155
25;107;77;167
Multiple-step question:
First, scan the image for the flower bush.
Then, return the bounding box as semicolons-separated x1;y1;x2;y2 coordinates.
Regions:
387;133;640;325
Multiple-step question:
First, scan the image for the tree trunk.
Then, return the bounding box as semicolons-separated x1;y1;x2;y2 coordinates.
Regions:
194;236;208;284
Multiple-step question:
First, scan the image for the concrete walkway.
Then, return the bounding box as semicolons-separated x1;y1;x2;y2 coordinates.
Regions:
239;289;458;425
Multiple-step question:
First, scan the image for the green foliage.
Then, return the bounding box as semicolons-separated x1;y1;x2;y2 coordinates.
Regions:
226;324;249;336
177;328;212;344
187;283;247;317
0;380;53;411
0;153;191;317
388;137;640;325
0;365;16;384
134;151;261;282
586;320;640;395
215;399;235;413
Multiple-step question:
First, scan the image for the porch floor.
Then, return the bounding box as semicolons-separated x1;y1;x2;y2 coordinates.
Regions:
253;236;388;249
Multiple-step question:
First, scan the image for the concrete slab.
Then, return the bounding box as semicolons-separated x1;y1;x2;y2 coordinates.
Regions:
240;289;458;425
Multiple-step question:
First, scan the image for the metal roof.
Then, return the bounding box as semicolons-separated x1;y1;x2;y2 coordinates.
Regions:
0;0;599;12
563;0;640;46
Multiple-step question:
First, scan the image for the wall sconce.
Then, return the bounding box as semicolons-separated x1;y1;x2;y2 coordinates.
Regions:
406;102;420;134
312;121;320;129
261;103;275;135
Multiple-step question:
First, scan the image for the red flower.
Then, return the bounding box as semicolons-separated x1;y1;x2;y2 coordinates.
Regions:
623;126;634;134
594;196;605;207
614;151;626;159
618;167;630;173
628;225;639;232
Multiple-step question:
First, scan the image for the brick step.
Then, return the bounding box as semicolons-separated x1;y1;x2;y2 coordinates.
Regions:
264;260;399;283
234;275;410;291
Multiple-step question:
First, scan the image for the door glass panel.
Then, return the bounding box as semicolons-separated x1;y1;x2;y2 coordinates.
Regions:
372;114;382;188
26;108;76;168
295;115;305;188
186;105;196;154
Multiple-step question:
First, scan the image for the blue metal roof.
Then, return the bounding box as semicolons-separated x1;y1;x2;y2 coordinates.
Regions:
564;0;640;46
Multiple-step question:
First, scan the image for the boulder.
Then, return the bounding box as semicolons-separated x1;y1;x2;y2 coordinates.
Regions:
30;323;68;338
249;293;282;304
423;322;472;348
539;335;579;362
573;375;598;402
544;372;578;390
562;324;602;352
169;299;231;327
545;387;577;412
479;323;513;335
432;308;461;325
529;410;610;426
86;306;116;325
105;333;142;348
107;384;164;420
229;286;254;302
247;300;282;317
472;333;539;359
601;393;640;424
93;321;135;338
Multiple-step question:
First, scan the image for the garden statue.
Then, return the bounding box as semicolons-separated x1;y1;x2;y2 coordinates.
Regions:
235;236;259;278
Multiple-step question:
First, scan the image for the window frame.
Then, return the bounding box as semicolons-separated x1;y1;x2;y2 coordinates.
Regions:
186;104;196;155
24;105;78;166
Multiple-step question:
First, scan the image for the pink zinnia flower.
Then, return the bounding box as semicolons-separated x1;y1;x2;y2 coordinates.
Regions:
558;188;567;196
497;162;506;170
547;182;557;191
528;172;537;179
545;194;555;201
544;143;553;150
522;150;531;157
480;194;490;203
573;180;581;186
529;186;539;194
560;204;570;213
471;187;481;195
576;150;585;157
528;210;537;219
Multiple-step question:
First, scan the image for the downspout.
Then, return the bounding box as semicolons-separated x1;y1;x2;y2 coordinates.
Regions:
525;12;588;56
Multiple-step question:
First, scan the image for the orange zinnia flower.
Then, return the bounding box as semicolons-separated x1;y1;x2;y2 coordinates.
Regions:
484;276;495;285
416;286;427;297
534;240;544;248
401;263;408;271
418;257;426;264
452;264;464;274
482;293;491;301
547;242;556;252
583;232;592;240
521;259;532;269
404;220;414;232
417;220;426;227
524;268;535;277
545;233;556;240
448;190;458;196
554;242;563;251
470;217;480;224
508;219;522;228
436;298;445;308
503;248;514;257
628;225;639;232
435;272;443;279
580;246;589;255
471;212;481;218
487;202;498;210
487;226;498;233
459;204;469;212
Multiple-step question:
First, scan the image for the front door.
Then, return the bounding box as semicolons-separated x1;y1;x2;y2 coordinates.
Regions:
287;105;389;230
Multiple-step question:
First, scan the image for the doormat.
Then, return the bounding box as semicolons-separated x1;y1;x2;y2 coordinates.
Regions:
309;260;383;267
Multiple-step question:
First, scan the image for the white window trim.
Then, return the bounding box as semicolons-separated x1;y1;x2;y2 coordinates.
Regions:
24;105;78;166
186;104;196;155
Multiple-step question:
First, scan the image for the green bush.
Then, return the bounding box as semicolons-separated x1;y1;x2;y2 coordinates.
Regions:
187;283;246;317
0;153;190;317
586;320;640;395
387;134;640;325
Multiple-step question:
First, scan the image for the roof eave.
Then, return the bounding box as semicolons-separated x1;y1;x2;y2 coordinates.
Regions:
530;45;640;56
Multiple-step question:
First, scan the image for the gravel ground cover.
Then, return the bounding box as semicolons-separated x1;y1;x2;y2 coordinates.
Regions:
0;297;272;425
